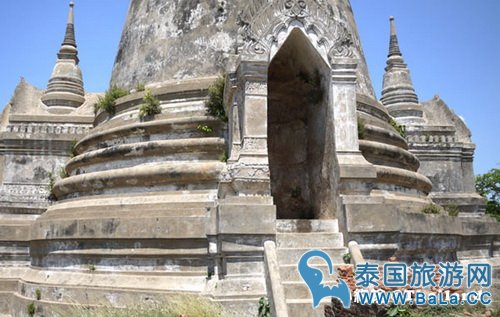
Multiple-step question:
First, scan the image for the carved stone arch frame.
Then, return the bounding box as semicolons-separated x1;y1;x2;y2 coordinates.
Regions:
221;0;375;204
266;20;332;66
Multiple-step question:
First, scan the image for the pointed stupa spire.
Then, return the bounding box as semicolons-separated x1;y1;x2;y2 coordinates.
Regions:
41;1;85;113
62;2;76;47
380;16;424;124
388;16;402;57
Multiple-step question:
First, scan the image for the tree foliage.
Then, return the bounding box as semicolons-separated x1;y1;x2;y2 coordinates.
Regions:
475;168;500;221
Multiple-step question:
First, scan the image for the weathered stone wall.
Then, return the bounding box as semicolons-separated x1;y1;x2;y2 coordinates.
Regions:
345;201;500;262
110;0;375;98
405;96;485;214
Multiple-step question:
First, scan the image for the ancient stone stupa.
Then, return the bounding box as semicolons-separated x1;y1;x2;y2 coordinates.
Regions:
0;1;498;316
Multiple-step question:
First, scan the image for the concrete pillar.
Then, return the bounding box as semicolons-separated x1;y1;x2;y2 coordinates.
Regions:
330;58;376;180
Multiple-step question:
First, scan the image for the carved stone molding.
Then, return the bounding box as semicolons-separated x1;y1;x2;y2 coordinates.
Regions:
244;81;268;95
237;0;356;61
6;123;92;135
220;162;270;183
0;183;49;202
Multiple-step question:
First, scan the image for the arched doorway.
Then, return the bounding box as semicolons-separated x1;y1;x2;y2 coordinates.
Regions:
267;29;336;220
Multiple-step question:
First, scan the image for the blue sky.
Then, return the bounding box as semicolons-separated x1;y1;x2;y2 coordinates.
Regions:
0;1;498;175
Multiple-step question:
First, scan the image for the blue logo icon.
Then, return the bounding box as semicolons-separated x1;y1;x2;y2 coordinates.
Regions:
298;249;351;309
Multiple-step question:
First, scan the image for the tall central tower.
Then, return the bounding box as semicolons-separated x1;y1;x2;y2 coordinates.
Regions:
111;0;375;97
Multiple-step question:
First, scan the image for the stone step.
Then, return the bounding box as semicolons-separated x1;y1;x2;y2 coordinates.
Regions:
276;247;347;265
276;219;338;233
280;264;348;282
78;116;224;153
276;232;344;249
49;190;217;213
67;137;226;175
286;299;330;317
53;160;224;199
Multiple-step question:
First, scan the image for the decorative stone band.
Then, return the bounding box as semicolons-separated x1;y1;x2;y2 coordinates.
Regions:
374;165;433;194
5;123;91;135
359;139;419;172
407;134;459;144
52;161;225;199
330;58;358;83
76;116;223;154
356;93;391;123
0;183;50;203
66;137;225;175
362;124;408;150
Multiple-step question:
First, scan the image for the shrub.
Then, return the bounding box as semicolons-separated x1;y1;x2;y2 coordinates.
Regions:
35;288;42;300
445;204;460;217
136;82;146;92
206;75;227;122
95;86;129;115
47;172;56;202
27;302;36;317
258;297;271;317
219;150;228;163
60;167;69;179
421;203;441;215
386;304;411;317
389;117;407;138
342;252;352;264
68;139;78;158
197;124;214;133
139;89;161;118
88;263;96;272
358;117;366;139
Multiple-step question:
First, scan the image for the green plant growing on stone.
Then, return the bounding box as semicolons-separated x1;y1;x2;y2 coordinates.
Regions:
358;117;366;139
342;252;352;264
421;203;441;215
95;86;129;115
68;139;78;158
135;82;146;92
87;263;96;272
389;117;407;138
60;167;69;179
206;75;227;122
258;296;271;317
386;304;411;317
35;288;42;300
47;172;56;202
219;150;228;163
139;89;161;118
197;124;214;133
445;204;460;217
27;302;36;317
